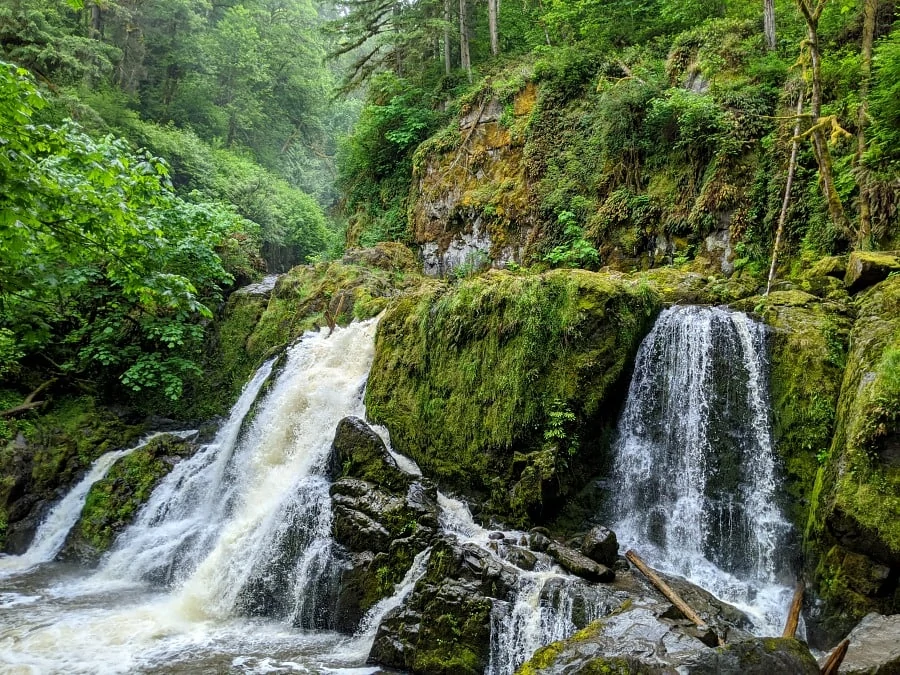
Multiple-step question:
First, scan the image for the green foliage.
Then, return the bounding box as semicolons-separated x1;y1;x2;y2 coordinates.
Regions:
543;211;600;269
0;63;256;400
339;73;441;246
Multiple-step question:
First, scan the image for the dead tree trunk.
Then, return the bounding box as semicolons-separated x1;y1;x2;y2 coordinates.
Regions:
767;91;805;295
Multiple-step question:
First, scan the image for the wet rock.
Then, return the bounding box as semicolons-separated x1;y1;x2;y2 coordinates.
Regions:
60;433;196;563
830;613;900;674
489;531;505;540
518;600;818;675
582;525;618;566
233;274;280;298
329;418;440;633
369;536;518;674
527;531;551;553
327;416;411;493
844;251;900;294
547;543;615;583
677;638;820;674
505;546;538;571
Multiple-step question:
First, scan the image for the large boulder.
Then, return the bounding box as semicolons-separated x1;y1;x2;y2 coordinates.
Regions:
516;605;818;675
844;251;900;294
831;613;900;674
546;542;615;583
581;525;619;566
804;275;900;645
369;536;518;674
365;269;662;524
328;417;439;632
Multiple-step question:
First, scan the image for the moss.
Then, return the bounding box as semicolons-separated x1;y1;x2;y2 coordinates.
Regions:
366;268;660;523
183;252;422;419
66;434;193;560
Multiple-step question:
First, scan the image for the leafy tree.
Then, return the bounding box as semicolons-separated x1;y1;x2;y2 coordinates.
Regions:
0;62;258;399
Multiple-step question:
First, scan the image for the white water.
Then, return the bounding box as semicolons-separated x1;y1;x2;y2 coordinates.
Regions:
610;305;794;635
0;319;386;674
437;494;604;675
0;430;197;577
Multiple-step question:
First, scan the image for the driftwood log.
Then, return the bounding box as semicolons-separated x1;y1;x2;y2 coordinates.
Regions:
782;580;804;639
820;638;849;675
625;549;725;646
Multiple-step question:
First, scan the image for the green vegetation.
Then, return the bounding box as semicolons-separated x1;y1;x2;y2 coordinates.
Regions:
366;269;660;522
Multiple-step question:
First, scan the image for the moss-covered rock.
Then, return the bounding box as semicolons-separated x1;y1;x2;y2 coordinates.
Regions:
729;292;852;531
61;433;195;562
844;251;900;294
0;396;143;552
365;268;661;524
328;417;439;631
805;275;900;643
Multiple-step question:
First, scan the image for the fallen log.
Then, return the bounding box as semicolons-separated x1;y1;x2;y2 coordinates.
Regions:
0;378;56;417
782;580;804;638
820;638;849;675
625;549;724;646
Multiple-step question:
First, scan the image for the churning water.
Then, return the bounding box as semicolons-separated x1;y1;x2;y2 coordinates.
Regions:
0;319;390;674
610;305;795;634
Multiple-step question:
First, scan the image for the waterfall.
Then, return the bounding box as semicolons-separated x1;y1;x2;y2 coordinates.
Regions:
610;305;793;633
0;430;195;577
101;318;381;628
437;494;601;675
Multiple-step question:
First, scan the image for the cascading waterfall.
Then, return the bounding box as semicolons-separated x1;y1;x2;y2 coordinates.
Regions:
104;318;381;625
0;319;386;674
610;305;794;634
438;494;607;675
0;430;196;577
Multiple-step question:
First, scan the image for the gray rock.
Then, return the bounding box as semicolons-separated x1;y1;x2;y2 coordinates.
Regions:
527;531;551;552
829;612;900;674
582;525;619;566
547;543;615;583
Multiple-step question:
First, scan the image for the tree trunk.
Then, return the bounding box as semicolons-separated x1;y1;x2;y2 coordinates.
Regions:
459;0;471;80
764;0;776;50
488;0;499;56
856;0;877;249
90;2;102;37
803;10;851;237
767;91;804;295
444;0;452;75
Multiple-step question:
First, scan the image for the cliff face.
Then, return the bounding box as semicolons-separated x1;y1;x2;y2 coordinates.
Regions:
410;85;540;277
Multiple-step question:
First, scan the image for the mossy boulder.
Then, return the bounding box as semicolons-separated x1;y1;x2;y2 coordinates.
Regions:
184;249;422;419
805;275;900;644
328;417;439;631
365;268;661;524
0;396;143;553
369;536;517;674
844;251;900;294
61;433;195;563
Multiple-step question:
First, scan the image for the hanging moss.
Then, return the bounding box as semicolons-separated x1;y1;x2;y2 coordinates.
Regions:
365;268;661;524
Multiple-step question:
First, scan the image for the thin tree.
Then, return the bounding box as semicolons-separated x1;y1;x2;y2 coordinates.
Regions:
795;0;852;238
767;88;805;295
488;0;500;56
855;0;877;249
444;0;452;75
764;0;777;50
459;0;471;80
